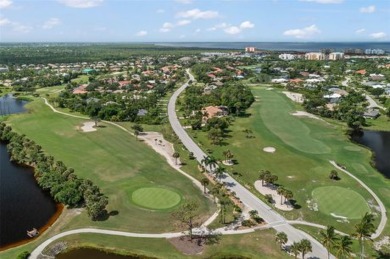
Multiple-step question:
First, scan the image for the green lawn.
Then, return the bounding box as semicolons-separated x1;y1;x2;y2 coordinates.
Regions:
131;187;182;210
312;186;370;219
182;86;390;236
5;99;215;234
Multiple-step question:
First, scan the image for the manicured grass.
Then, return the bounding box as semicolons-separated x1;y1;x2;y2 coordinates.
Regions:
312;186;370;219
182;86;390;236
5;99;215;234
131;187;181;210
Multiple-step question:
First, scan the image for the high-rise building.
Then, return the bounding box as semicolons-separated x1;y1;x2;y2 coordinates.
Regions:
245;47;256;53
278;53;295;60
305;52;326;60
364;49;385;55
328;52;344;60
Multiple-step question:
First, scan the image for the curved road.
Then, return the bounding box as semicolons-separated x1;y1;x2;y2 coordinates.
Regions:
168;69;332;259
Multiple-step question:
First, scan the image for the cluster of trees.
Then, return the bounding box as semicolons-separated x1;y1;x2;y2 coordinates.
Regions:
276;212;377;259
0;122;108;220
259;170;294;206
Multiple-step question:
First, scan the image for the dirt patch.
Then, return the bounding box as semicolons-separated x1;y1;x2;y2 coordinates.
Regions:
291;111;323;121
283;91;304;103
167;236;205;255
80;121;97;132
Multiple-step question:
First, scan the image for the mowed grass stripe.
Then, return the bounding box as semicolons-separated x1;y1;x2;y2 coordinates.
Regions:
132;187;181;210
312;186;370;219
258;89;330;154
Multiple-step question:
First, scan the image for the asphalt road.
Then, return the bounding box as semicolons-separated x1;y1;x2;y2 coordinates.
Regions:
168;69;333;259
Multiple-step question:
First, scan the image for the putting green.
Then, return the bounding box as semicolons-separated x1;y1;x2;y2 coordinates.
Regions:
131;187;181;210
312;186;370;219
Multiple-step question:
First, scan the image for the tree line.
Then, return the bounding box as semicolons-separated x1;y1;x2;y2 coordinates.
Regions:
0;122;108;220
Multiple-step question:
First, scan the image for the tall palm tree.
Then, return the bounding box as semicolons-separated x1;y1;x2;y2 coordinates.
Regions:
298;239;312;259
259;170;271;186
284;189;294;207
200;177;209;194
353;212;375;259
275;232;288;249
290;242;300;259
334;235;353;259
172;152;180;165
320;226;339;259
214;166;224;180
277;186;286;205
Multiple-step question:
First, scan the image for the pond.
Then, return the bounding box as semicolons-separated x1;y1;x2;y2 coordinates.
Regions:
351;130;390;179
0;95;59;249
57;248;153;259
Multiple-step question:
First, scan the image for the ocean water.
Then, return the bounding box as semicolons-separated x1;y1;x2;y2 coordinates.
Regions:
156;42;390;52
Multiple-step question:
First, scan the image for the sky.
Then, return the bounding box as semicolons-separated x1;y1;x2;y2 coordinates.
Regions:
0;0;389;42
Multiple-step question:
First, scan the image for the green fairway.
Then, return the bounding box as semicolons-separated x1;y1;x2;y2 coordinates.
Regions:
312;186;370;219
131;187;181;210
5;99;214;234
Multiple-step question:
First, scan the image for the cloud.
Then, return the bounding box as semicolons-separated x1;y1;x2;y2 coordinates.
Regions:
224;21;255;35
0;0;12;9
195;28;201;33
299;0;343;3
283;24;320;38
177;19;191;26
42;18;61;29
57;0;103;8
177;9;219;19
0;17;11;26
360;5;375;13
355;28;365;34
12;23;32;33
160;22;174;32
156;9;165;13
136;30;147;37
370;32;386;39
207;22;228;31
240;21;254;29
175;0;193;4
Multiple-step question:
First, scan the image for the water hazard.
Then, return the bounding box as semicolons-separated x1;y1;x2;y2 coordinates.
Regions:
57;248;152;259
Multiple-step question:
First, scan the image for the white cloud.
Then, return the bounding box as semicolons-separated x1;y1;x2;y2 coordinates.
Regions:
240;21;254;29
136;30;148;37
283;24;320;38
299;0;343;3
177;9;219;19
156;9;165;13
360;5;375;13
370;32;386;39
0;17;11;26
207;22;228;31
175;0;193;4
160;22;174;32
0;0;12;9
12;23;32;33
177;19;191;26
224;26;241;35
355;28;365;34
57;0;103;8
42;18;61;29
195;28;201;33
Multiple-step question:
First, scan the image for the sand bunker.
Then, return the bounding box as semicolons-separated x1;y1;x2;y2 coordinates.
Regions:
263;147;276;153
254;181;293;211
81;122;97;132
283;91;304;103
291;111;322;120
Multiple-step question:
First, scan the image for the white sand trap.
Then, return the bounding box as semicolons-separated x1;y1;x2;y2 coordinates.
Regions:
330;213;348;219
283;91;304;103
81;122;97;132
222;160;234;166
254;181;293;211
263;147;276;153
291;111;322;121
266;87;274;90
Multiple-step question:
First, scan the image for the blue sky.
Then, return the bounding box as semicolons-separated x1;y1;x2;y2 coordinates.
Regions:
0;0;389;42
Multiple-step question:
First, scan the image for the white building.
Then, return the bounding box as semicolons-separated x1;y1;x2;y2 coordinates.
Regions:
245;47;256;53
365;49;385;55
305;52;326;60
328;52;344;60
279;53;295;60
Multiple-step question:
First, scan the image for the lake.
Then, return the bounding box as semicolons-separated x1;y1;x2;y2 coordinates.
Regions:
57;248;152;259
351;130;390;179
0;95;58;249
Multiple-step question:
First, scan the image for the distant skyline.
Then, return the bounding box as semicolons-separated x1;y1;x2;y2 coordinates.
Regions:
0;0;389;42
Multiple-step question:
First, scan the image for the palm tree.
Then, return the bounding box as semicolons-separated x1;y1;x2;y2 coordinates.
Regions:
200;177;209;194
290;242;300;259
259;170;271;186
320;226;339;259
353;212;375;259
298;239;312;259
277;186;286;205
275;232;288;249
334;235;353;259
172;152;180;165
214;166;224;180
222;149;233;164
284;189;293;207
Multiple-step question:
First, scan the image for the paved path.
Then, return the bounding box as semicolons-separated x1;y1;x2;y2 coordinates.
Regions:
364;94;385;110
168;69;332;259
330;161;387;239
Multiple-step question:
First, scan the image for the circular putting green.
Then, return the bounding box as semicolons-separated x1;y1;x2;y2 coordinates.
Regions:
312;186;370;219
131;187;181;210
